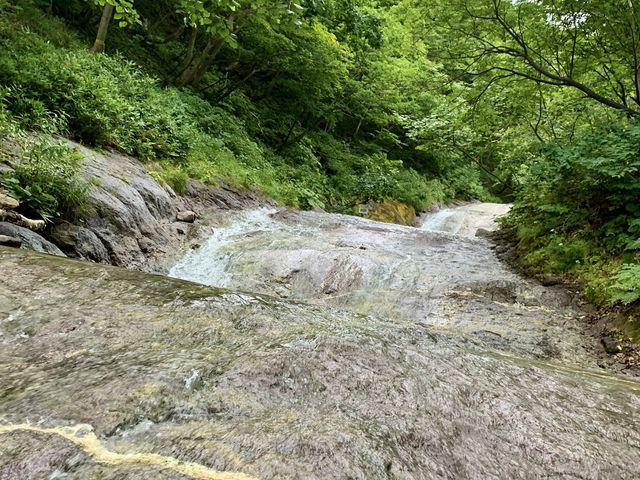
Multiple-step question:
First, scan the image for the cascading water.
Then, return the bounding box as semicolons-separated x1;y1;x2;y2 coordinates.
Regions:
168;203;579;360
2;203;640;479
418;202;511;236
169;208;280;288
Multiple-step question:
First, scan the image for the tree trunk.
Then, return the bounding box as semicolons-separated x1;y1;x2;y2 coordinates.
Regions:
179;27;198;73
178;35;225;88
212;67;260;100
190;37;226;88
91;4;114;53
279;119;299;151
627;0;640;105
353;116;364;139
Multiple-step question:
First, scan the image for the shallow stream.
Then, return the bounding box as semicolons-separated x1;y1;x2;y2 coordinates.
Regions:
1;204;639;479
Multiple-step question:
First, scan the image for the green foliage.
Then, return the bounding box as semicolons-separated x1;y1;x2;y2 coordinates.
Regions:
505;118;640;305
610;264;640;305
149;164;189;194
426;0;640;116
0;86;20;138
520;235;591;274
100;0;140;27
1;138;88;221
0;0;467;214
511;119;640;251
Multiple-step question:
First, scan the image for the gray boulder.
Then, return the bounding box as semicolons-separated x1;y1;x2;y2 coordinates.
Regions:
602;336;622;354
62;141;178;267
49;223;110;263
0;222;65;256
176;210;197;223
475;228;493;239
10;138;272;269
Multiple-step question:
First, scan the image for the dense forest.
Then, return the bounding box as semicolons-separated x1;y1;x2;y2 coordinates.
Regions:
0;0;638;309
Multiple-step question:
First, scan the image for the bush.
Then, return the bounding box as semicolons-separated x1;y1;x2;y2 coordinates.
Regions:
0;86;20;138
506;118;640;304
149;164;189;195
510;120;640;252
0;138;88;221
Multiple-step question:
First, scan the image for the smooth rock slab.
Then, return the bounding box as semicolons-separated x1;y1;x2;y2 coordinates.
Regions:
168;208;585;361
1;247;640;479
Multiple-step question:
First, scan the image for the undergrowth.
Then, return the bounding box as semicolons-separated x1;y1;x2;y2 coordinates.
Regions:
0;0;451;215
505;119;640;310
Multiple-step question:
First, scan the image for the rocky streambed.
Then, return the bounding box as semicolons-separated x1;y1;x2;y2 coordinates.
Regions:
0;139;269;269
1;196;640;479
168;205;583;361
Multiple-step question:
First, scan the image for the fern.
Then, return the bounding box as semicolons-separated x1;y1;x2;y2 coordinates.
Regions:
610;264;640;305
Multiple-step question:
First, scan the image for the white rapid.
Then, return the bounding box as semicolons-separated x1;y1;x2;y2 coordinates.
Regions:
169;203;586;361
169;208;280;289
418;202;511;236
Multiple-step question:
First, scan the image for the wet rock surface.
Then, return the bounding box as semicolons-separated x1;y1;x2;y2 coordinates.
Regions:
170;206;586;361
1;247;640;479
0;222;65;257
1;140;270;270
487;220;640;374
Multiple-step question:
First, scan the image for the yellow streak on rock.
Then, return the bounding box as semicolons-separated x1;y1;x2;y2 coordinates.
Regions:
0;423;258;480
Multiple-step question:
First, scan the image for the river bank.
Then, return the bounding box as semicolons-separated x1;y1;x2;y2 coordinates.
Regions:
488;225;640;376
2;146;640;477
0;139;272;271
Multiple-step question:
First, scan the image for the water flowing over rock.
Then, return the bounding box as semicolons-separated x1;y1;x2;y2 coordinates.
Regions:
417;202;511;236
1;246;640;479
170;206;579;360
2;203;640;479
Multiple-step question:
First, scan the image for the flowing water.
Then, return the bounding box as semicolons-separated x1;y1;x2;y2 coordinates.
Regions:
1;204;640;479
418;202;511;236
169;205;580;359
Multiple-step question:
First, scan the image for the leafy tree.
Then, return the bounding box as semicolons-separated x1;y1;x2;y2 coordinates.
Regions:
428;0;640;116
175;1;306;88
89;0;139;52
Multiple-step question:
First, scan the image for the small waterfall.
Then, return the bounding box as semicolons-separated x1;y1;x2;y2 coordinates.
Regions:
168;208;279;287
419;202;511;236
419;208;459;233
